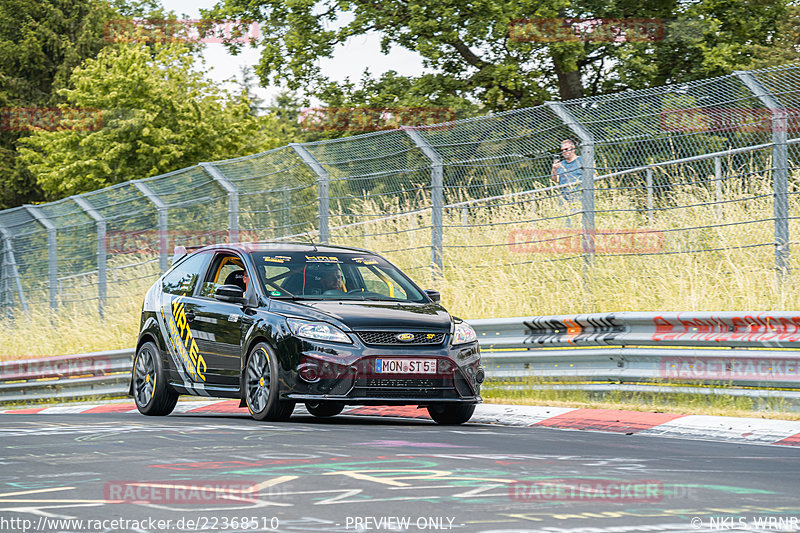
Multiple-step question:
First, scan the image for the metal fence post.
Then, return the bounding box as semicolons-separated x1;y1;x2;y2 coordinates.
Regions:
646;168;654;225
23;205;57;310
133;182;169;273
282;189;290;234
0;233;4;317
72;196;107;317
403;127;444;280
546;102;596;264
0;226;28;313
200;163;239;243
290;144;329;244
735;70;790;281
714;156;723;220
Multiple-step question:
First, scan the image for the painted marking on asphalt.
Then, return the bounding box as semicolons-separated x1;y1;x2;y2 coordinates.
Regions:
345;405;430;419
0;487;75;498
774;432;800;446
638;415;800;443
322;469;514;487
2;401;800;447
185;399;246;413
475;404;578;425
533;409;686;433
128;475;298;495
82;404;140;413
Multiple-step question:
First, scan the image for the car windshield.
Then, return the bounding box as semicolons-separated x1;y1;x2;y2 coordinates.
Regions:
252;252;427;302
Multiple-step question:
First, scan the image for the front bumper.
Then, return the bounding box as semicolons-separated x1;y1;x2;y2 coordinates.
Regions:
282;341;483;405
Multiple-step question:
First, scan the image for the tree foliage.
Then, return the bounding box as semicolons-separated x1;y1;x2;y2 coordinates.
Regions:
0;0;122;208
206;0;799;113
18;43;287;200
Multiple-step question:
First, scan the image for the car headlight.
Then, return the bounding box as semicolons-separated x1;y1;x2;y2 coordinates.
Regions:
287;318;352;344
452;321;477;345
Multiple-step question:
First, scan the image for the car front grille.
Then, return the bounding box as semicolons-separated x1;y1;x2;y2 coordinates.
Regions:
357;331;446;346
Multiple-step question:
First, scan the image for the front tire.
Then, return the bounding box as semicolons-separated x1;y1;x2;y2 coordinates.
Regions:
245;343;295;421
132;341;178;416
305;401;345;418
427;403;475;425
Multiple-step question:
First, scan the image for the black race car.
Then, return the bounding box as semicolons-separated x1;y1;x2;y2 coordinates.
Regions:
130;243;484;424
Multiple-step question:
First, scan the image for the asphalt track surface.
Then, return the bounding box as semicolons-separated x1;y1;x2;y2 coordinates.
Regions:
0;409;799;533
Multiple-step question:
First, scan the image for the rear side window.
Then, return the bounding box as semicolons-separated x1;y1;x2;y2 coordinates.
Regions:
162;253;209;296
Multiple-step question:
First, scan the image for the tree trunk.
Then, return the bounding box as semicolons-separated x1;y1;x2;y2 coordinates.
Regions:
552;53;585;101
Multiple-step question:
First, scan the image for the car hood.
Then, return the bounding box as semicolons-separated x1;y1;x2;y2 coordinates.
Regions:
272;300;452;331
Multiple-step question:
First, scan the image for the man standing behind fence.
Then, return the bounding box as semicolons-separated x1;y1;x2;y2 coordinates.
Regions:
551;139;583;206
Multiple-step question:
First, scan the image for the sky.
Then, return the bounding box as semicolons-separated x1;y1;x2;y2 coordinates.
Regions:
161;0;428;106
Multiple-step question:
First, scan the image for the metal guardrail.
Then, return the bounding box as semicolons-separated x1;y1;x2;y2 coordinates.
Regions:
0;349;133;404
473;312;800;399
2;312;800;405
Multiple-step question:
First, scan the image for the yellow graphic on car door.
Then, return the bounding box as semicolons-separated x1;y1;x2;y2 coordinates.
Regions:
161;296;207;381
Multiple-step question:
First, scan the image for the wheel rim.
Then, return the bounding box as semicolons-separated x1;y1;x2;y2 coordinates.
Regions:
246;347;270;413
133;347;156;407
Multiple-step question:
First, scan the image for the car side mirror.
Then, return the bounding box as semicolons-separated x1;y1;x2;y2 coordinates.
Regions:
215;284;245;304
424;289;441;303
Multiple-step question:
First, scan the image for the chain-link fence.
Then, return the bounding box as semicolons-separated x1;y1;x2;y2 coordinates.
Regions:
2;64;800;317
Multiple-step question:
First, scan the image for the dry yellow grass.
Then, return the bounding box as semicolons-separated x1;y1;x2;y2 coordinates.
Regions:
1;170;797;361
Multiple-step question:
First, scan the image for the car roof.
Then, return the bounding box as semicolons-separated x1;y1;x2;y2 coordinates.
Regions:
190;241;376;255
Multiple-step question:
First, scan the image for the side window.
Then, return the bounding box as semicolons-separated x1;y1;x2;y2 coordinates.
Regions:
162;253;209;296
199;254;244;298
359;267;408;299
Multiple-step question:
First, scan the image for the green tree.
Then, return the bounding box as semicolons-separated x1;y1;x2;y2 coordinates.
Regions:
18;43;288;199
206;0;798;112
0;0;172;209
0;0;121;208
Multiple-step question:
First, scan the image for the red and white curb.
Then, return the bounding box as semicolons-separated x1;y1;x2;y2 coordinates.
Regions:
2;401;799;447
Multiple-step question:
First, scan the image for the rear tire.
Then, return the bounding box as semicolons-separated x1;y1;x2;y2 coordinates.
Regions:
245;343;295;421
132;341;178;416
305;401;345;418
427;403;475;425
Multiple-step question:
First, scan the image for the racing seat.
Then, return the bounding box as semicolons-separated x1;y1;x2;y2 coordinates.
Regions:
223;269;246;291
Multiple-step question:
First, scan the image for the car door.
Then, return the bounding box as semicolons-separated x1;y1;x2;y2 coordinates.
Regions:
158;251;213;388
188;252;250;389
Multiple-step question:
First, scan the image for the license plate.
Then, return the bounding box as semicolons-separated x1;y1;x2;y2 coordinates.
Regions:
375;358;437;374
